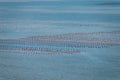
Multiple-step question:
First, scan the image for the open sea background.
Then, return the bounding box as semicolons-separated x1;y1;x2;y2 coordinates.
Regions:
0;0;120;80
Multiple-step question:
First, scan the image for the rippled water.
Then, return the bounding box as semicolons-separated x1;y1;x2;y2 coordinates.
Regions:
0;0;120;80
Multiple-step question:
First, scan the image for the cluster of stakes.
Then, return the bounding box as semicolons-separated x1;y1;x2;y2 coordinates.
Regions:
0;30;120;54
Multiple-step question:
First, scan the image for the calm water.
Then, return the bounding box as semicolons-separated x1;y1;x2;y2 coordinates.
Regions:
0;0;120;80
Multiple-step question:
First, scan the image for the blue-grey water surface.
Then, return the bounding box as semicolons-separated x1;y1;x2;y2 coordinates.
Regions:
0;0;120;80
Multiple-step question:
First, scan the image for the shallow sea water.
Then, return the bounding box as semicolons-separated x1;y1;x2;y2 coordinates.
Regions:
0;0;120;80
